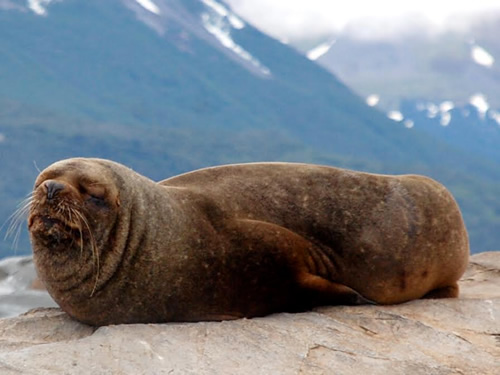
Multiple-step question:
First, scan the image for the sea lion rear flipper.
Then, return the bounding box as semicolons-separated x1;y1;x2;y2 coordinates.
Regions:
421;283;459;299
296;272;376;306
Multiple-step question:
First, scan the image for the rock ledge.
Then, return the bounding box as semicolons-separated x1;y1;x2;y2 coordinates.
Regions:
0;252;499;374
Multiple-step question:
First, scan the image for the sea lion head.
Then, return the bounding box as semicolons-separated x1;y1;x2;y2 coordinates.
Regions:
27;158;130;299
29;158;121;251
26;158;176;323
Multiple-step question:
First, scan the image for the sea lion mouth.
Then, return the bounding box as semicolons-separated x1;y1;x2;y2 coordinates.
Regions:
39;215;60;226
29;213;83;241
41;215;72;230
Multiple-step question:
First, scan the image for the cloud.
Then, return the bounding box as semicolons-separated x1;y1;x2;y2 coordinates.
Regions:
225;0;500;40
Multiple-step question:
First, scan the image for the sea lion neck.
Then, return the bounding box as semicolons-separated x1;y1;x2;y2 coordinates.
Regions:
107;166;178;259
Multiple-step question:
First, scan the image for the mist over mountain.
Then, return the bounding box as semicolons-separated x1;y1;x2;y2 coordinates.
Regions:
300;12;500;108
0;0;498;255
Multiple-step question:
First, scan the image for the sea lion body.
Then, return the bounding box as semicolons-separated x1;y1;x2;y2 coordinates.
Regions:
28;159;469;326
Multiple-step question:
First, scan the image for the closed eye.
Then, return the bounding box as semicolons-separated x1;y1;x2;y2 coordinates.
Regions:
88;194;107;208
79;183;107;207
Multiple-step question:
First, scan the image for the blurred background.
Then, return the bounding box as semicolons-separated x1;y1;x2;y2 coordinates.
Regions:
1;0;499;257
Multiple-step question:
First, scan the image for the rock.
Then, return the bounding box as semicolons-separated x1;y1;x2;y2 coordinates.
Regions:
459;251;500;299
0;252;499;374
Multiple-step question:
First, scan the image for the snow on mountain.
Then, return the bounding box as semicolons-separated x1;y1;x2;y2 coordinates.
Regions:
421;102;439;119
129;0;271;77
200;0;271;76
387;100;462;129
387;110;403;122
19;0;270;78
489;110;500;125
417;101;456;127
13;1;500;125
438;101;454;126
202;0;244;29
470;43;495;67
135;0;161;15
28;0;54;16
365;94;380;107
439;101;454;113
307;40;336;61
439;111;451;127
404;96;500;131
403;119;414;129
295;10;500;121
470;93;490;118
386;110;414;129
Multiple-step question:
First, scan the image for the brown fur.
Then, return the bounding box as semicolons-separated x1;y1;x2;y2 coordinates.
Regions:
28;158;469;326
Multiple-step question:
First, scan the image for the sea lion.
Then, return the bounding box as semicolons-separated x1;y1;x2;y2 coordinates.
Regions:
28;158;469;326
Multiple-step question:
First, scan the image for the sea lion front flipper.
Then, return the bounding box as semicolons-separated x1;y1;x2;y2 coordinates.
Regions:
296;272;376;306
229;218;375;307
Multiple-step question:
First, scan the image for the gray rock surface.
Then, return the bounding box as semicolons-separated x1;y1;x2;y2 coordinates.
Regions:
0;252;499;374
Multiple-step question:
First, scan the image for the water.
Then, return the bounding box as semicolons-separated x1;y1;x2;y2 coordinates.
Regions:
0;256;57;318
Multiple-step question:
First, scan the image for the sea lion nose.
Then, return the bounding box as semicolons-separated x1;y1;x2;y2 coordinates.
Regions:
44;180;65;200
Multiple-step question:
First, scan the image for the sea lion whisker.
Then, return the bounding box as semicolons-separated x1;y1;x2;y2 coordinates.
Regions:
64;206;77;249
61;204;75;228
69;209;82;252
73;209;95;251
33;160;41;173
4;195;33;231
74;209;100;297
70;207;85;258
78;226;84;258
67;206;73;225
3;194;34;249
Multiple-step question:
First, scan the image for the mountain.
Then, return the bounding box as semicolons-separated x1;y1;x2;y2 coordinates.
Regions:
0;0;498;255
0;0;420;160
300;14;500;111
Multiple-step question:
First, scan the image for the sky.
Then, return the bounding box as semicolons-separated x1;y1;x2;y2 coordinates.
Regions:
225;0;500;41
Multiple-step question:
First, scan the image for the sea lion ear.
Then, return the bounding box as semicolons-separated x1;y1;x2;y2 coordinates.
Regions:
116;194;121;207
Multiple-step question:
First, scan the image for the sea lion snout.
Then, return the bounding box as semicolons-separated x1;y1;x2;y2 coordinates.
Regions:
44;180;66;200
29;177;85;240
